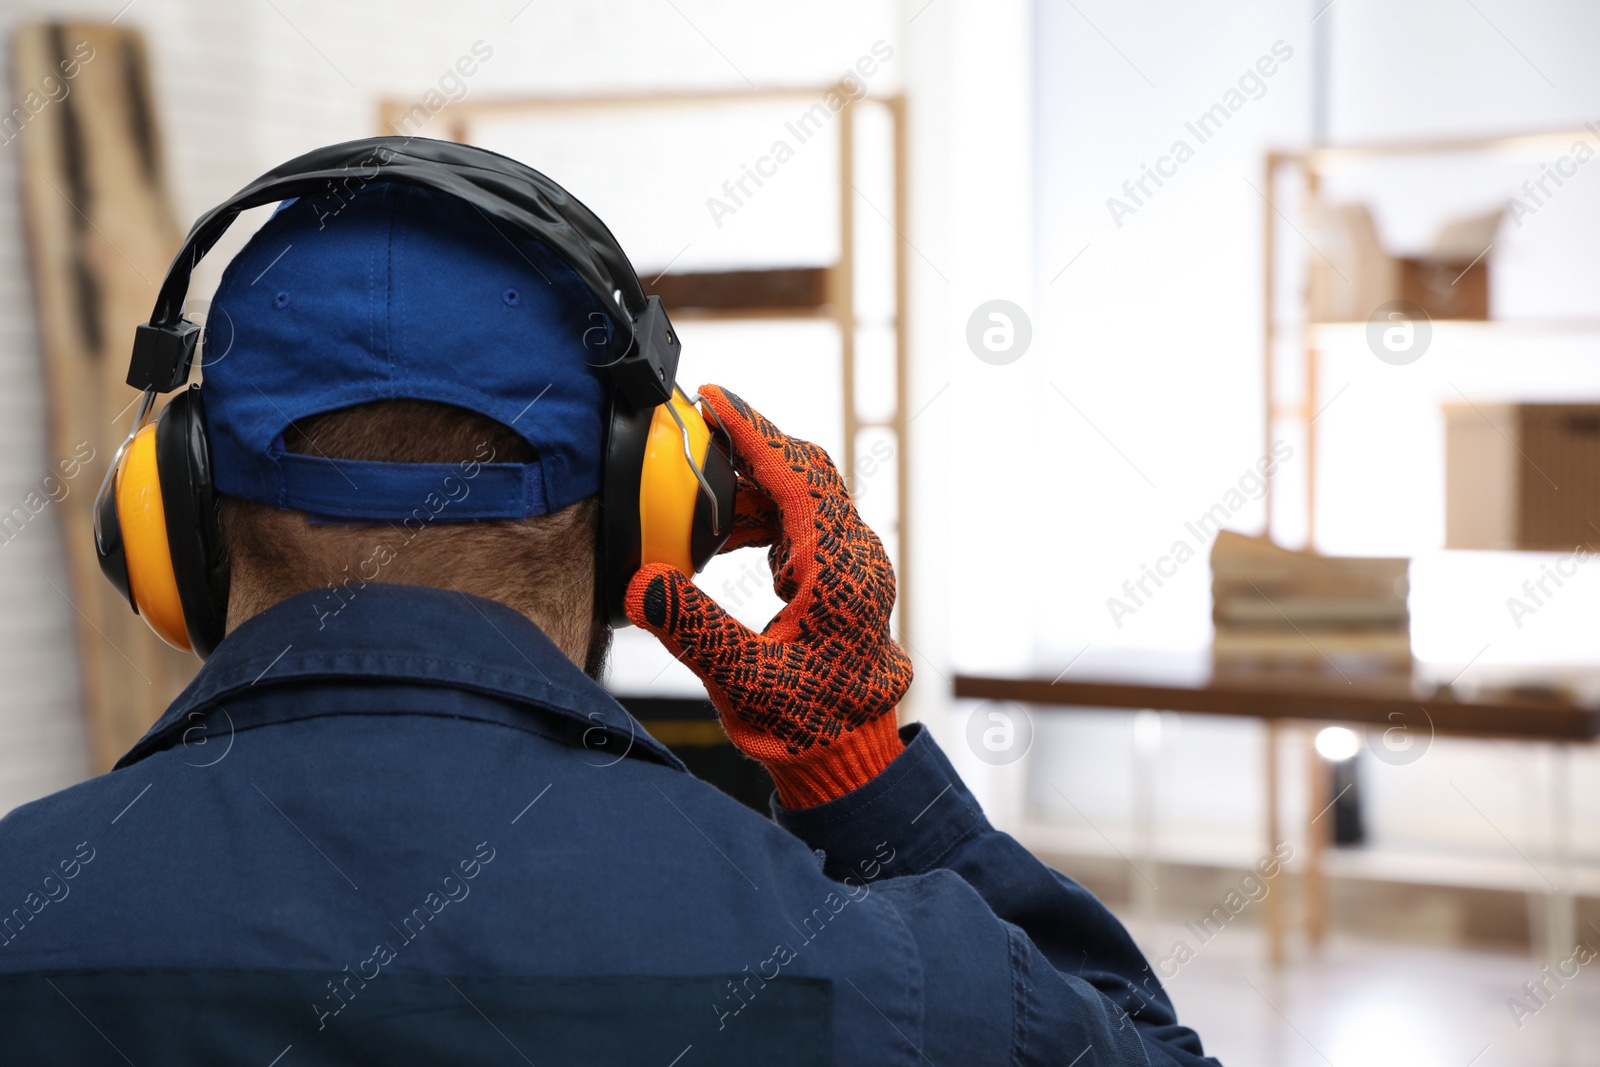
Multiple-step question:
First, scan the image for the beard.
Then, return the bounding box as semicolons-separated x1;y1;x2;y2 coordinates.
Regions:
583;617;614;681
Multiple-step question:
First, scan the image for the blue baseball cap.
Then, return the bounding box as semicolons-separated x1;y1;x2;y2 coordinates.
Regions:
203;180;616;522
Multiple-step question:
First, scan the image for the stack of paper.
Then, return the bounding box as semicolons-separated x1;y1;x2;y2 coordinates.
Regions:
1210;531;1411;669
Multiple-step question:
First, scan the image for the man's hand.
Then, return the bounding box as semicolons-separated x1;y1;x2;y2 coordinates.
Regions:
624;385;912;808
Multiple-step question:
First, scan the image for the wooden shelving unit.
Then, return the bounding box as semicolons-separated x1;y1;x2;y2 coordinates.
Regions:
1259;130;1600;966
1261;126;1600;543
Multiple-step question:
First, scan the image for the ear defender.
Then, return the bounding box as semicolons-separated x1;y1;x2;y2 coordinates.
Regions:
601;390;735;627
101;416;186;650
99;137;740;654
94;386;228;658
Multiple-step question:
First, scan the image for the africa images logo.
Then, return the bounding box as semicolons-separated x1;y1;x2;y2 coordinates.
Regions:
1366;299;1431;365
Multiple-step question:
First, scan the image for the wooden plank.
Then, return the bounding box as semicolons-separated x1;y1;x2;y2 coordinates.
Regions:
646;267;831;314
1263;720;1285;965
1262;154;1278;537
1306;126;1597;161
1304;728;1329;947
12;21;196;772
889;95;911;656
951;672;1600;742
835;101;857;515
380;85;863;123
1303;167;1322;549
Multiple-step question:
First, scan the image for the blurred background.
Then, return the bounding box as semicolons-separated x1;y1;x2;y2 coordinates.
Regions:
2;1;1600;1064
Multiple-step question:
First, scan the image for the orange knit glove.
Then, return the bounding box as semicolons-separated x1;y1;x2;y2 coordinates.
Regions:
625;385;911;808
719;468;780;554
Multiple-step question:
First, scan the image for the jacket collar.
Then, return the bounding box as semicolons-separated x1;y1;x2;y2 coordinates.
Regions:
116;583;683;771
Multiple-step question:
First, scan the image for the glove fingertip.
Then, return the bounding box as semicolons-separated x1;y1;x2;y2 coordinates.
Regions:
698;382;733;408
624;563;688;633
697;384;758;439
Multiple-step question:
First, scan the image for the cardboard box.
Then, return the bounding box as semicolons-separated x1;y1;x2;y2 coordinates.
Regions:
1398;256;1488;320
1306;202;1396;324
1306;202;1497;323
1445;403;1600;550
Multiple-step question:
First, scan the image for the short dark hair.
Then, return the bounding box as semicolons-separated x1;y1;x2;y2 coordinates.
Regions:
219;400;604;671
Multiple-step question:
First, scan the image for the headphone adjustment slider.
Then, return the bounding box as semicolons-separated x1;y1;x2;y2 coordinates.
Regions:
129;320;203;393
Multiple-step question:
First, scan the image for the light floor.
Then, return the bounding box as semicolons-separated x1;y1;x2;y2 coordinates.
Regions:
1130;921;1600;1067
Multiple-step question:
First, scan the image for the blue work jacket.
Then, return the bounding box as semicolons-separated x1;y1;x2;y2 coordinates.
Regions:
0;584;1217;1065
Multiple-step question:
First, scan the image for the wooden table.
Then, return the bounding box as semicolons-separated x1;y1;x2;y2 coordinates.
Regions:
953;655;1600;964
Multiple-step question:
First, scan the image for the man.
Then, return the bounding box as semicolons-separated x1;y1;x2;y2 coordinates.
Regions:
0;158;1218;1064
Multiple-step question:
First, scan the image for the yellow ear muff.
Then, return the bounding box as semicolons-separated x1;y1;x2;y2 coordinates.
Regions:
638;391;711;575
115;423;191;652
